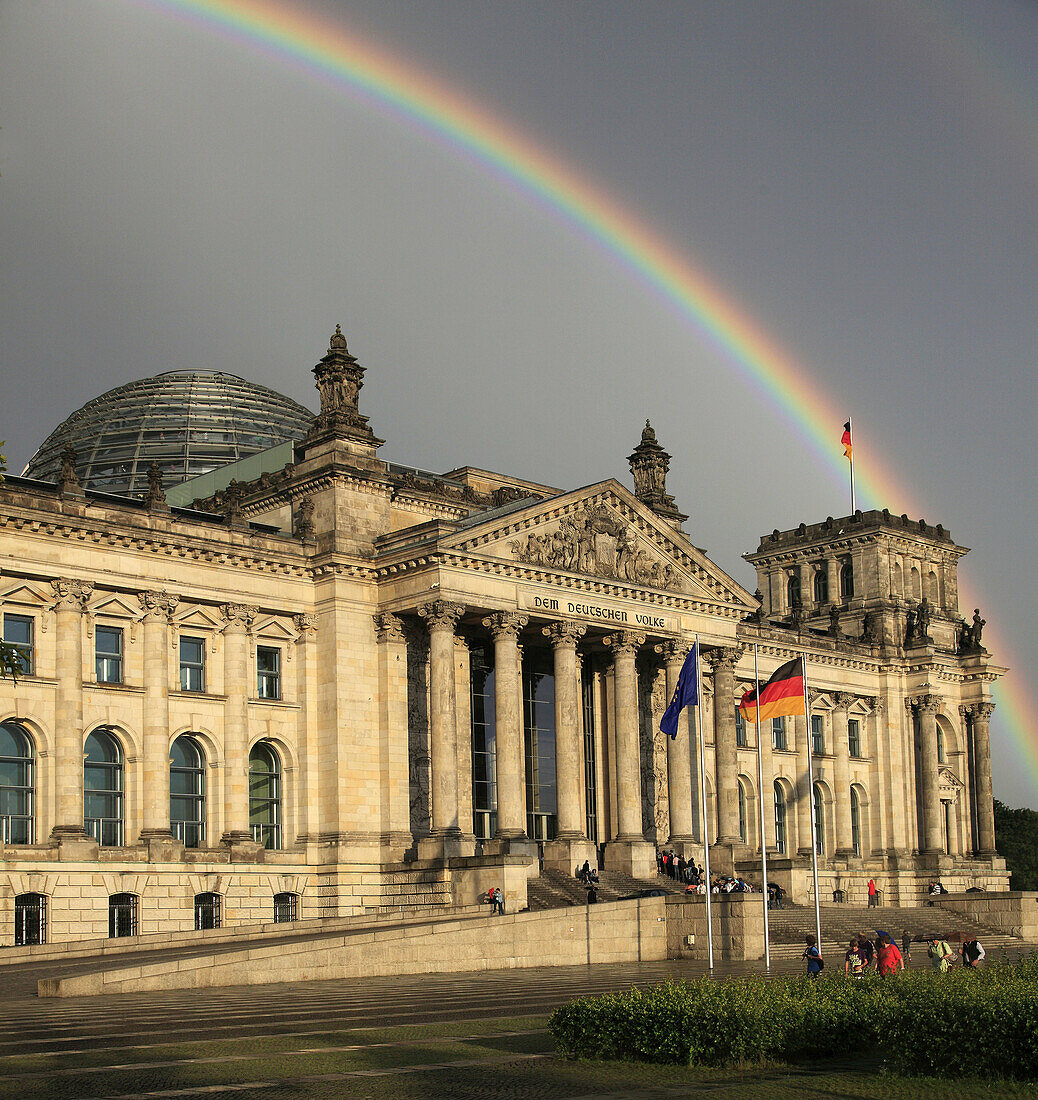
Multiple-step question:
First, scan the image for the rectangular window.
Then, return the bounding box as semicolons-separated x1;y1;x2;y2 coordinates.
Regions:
811;715;824;755
772;716;787;751
95;627;123;684
256;646;281;700
848;718;862;758
2;614;34;676
179;636;206;693
735;708;747;747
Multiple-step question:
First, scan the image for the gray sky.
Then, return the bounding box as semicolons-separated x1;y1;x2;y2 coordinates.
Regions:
1;1;1035;805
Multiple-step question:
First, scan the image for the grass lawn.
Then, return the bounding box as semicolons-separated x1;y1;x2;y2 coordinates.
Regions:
0;1015;1035;1099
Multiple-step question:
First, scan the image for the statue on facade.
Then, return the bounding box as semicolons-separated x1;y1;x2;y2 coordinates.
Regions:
972;608;986;647
916;596;932;641
144;462;169;512
627;421;687;525
57;445;82;496
904;607;917;644
828;603;841;637
860;609;877;644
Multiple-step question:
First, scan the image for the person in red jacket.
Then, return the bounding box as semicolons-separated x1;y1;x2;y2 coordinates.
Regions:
876;933;905;976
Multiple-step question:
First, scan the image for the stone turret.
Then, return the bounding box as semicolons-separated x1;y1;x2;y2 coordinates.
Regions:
627;420;687;530
305;325;383;454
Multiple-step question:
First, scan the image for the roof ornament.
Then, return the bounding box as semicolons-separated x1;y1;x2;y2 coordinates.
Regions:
627;420;687;526
307;324;382;447
57;445;83;498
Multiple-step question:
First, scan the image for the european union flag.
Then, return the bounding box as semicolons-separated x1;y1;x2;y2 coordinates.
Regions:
659;643;699;739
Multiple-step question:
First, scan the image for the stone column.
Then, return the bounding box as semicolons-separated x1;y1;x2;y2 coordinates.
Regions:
660;639;695;845
831;693;855;856
605;631;646;841
971;701;997;855
417;601;466;851
826;557;840;606
794;711;814;855
482;612;528;842
139;590;179;854
707;647;742;845
219;603;256;846
373;613;411;854
544;622;586;839
49;579;93;845
914;694;943;853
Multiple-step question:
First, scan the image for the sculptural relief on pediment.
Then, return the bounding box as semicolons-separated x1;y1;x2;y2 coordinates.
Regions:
508;503;686;591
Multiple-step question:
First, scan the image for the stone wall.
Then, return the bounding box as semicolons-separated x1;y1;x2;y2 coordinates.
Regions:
934;892;1038;940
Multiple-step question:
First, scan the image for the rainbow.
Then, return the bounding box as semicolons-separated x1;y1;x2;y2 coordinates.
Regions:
143;0;1036;795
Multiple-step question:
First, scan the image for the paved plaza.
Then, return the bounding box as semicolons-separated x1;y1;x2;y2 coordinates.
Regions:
1;948;1035;1099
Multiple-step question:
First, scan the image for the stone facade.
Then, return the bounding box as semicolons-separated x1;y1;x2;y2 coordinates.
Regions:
0;329;1008;944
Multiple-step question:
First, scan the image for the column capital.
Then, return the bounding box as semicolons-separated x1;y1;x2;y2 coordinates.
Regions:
911;693;942;715
481;611;527;640
864;696;884;715
656;638;691;664
219;603;257;631
50;578;93;611
293;612;318;638
604;631;645;658
542;621;586;648
958;703;975;719
372;611;405;643
974;701;996;721
418;600;466;631
704;645;741;673
140;590;180;622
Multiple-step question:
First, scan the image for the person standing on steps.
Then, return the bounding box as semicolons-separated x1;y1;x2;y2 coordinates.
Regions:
867;878;878;908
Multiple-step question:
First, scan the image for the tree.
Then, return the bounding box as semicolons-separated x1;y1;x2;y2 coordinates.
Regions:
993;799;1038;892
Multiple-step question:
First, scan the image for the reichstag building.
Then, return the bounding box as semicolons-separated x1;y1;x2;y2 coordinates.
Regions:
0;327;1007;943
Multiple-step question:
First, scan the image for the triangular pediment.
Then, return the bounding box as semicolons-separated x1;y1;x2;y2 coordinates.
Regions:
0;581;52;608
174;606;224;633
439;480;755;609
89;593;141;620
253;617;295;641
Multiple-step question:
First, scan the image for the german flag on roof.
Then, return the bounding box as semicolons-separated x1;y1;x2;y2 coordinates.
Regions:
739;657;806;723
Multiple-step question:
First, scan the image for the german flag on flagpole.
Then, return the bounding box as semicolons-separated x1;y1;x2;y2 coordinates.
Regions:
739;657;806;723
841;421;852;461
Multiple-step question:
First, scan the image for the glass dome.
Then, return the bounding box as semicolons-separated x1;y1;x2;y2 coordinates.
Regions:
22;371;314;498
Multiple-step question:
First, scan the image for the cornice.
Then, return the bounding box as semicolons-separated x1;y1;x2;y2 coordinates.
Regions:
0;510;310;579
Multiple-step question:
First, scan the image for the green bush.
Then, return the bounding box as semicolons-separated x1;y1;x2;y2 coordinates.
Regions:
548;956;1038;1079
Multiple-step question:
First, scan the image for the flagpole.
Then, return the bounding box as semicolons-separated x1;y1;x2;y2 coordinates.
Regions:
847;416;856;514
753;645;771;970
694;636;714;970
803;658;822;951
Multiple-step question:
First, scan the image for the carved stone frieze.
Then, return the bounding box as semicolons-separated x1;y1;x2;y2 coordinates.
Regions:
508;502;685;591
50;578;93;611
372;612;405;644
542;621;586;648
219;603;257;631
293;612;318;638
604;631;646;659
417;601;466;632
140;590;180;622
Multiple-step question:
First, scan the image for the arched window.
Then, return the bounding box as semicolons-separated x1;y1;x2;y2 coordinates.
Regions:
936;727;946;764
926;570;939;603
274;892;298;923
786;574;800;610
850;787;862;857
738;781;747;843
85;728;123;847
109;893;138;938
813;570;828;605
893;561;903;596
773;781;787;855
14;893;46;945
0;721;35;844
249;743;282;850
840;560;854;600
194;892;221;930
910;566;921;600
170;735;206;848
812;784;825;855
